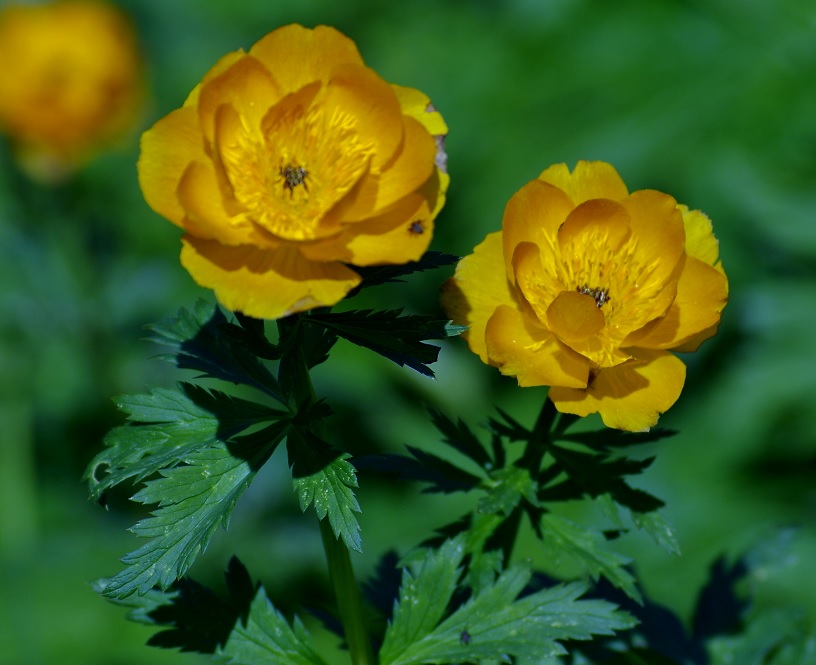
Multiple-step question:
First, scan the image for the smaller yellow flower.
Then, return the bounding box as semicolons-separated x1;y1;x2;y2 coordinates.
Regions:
0;0;142;181
442;161;728;431
138;24;448;321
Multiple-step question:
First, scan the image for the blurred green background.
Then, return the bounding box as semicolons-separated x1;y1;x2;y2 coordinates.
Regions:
1;0;815;662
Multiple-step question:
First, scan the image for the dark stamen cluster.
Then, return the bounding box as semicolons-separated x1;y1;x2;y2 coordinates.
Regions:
279;164;308;196
577;284;611;308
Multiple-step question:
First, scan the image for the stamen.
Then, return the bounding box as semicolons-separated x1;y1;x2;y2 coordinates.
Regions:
279;163;308;197
577;284;611;309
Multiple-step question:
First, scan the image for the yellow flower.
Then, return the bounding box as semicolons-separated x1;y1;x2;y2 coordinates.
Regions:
0;0;142;181
138;24;449;320
442;161;728;431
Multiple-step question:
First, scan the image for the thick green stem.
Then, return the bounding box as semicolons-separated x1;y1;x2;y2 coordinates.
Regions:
320;518;376;665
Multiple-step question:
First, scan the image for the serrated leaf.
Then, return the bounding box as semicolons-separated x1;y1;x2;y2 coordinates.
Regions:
349;251;459;291
631;510;681;556
478;466;538;516
306;309;455;377
288;428;361;552
541;514;642;603
101;557;257;653
86;384;288;498
428;407;493;469
707;608;808;665
102;422;288;598
220;586;329;665
381;543;635;665
355;447;483;494
148;302;284;401
380;537;467;662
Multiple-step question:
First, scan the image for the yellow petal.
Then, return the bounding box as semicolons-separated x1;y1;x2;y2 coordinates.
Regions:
623;255;728;349
391;84;448;136
485;305;589;388
547;291;605;343
441;231;514;363
300;193;429;264
623;190;686;283
538;160;629;205
679;205;724;273
184;50;246;108
549;349;686;431
177;160;269;246
322;63;404;169
502;179;574;277
249;24;364;95
197;54;282;145
181;236;360;319
338;115;436;222
137;106;204;227
557;198;631;254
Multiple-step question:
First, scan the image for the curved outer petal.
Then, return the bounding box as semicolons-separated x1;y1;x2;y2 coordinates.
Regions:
440;231;514;363
249;24;364;95
502;179;574;282
197;54;282;145
679;205;723;272
137;106;205;227
391;84;448;136
181;236;361;320
623;255;728;350
486;305;590;388
538;160;629;205
299;193;428;264
337;114;436;223
549;349;686;431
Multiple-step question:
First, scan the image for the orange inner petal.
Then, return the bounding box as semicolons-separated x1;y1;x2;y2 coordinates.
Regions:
547;290;605;343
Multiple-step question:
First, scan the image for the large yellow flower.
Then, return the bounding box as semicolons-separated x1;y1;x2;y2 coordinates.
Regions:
442;161;728;431
138;24;448;320
0;0;142;180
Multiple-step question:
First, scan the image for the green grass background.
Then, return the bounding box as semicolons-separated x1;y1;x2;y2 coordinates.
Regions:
1;0;815;662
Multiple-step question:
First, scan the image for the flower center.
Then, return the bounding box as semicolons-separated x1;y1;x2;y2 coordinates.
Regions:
219;93;373;242
279;163;308;197
576;284;611;308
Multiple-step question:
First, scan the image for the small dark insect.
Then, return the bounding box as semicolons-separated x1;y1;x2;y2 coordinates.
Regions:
408;220;424;235
460;631;471;645
279;163;308;197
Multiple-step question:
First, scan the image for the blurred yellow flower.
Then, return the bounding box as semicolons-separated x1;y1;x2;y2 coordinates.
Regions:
442;161;728;431
138;24;448;320
0;0;142;181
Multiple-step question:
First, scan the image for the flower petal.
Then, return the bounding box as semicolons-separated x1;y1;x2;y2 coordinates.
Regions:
485;305;589;388
679;205;724;273
502;179;574;278
547;290;605;343
322;63;404;169
137;106;204;226
549;349;686;431
391;84;448;136
538;160;629;205
623;255;728;349
249;24;364;95
441;231;514;363
338;115;436;222
181;236;360;319
197;54;282;145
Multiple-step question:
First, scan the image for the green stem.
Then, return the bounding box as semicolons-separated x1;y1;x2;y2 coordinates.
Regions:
320;518;376;665
277;316;374;665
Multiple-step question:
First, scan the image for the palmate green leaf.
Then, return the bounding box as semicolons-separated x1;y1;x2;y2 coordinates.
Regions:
85;383;288;499
380;537;635;665
631;510;681;556
148;301;284;401
288;428;362;552
540;514;641;603
219;586;329;665
305;309;461;378
101;421;289;599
